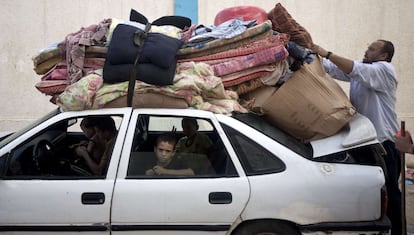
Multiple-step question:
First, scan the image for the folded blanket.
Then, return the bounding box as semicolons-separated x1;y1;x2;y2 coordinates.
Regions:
228;78;263;96
260;60;289;86
221;63;280;87
223;71;269;88
134;62;248;114
221;60;289;91
211;44;288;77
177;20;273;59
64;18;111;83
57;62;247;115
267;3;313;49
56;70;128;111
41;58;105;81
32;42;62;66
177;33;290;63
34;57;62;75
56;71;105;111
35;58;106;96
35;80;70;96
103;92;188;109
33;46;107;75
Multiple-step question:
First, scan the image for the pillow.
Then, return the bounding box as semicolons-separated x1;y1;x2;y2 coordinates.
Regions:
214;5;268;26
267;3;313;49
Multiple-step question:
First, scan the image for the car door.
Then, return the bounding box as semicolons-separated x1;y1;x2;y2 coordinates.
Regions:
0;109;131;234
111;109;250;235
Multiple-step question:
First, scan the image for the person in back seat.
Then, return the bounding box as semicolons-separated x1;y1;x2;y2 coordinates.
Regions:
176;118;213;156
146;132;194;176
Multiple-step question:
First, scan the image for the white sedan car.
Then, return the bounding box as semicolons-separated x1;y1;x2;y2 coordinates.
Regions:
0;108;390;234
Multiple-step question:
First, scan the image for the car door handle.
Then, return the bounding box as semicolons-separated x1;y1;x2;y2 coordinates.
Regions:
209;192;232;204
82;192;105;205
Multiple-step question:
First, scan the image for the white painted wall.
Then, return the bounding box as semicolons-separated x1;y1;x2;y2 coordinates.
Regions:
1;0;413;134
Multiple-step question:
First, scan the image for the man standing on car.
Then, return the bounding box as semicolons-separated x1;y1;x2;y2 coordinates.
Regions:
312;40;401;235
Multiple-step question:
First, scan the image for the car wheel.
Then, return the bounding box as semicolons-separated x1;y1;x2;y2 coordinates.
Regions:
233;221;300;235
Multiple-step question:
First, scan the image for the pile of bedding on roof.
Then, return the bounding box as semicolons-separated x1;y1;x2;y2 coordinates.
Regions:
32;3;356;141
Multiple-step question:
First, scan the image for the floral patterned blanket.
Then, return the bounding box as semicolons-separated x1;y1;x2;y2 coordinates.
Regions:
57;62;247;115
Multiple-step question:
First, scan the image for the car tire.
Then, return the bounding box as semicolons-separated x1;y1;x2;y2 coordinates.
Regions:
233;220;300;235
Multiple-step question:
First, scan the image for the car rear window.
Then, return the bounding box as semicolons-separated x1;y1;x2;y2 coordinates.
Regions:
231;112;313;158
222;123;285;176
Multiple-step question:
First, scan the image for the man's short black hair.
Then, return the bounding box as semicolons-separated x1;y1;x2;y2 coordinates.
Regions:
379;39;394;62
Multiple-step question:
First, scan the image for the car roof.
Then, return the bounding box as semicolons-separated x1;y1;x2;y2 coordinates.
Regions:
310;113;378;158
21;108;378;159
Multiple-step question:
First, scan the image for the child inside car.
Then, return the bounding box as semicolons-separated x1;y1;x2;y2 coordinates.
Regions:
145;132;194;176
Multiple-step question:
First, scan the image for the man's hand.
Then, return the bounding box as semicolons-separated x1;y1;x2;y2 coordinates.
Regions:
395;130;413;153
311;44;328;57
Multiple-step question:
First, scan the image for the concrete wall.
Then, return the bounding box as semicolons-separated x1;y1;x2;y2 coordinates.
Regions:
1;0;413;134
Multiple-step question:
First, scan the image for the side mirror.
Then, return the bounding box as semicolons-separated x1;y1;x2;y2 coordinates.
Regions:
67;118;78;128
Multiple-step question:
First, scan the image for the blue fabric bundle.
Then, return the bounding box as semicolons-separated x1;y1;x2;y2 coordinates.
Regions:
103;23;183;86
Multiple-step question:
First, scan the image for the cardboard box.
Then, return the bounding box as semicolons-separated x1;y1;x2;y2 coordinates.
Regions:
247;56;356;141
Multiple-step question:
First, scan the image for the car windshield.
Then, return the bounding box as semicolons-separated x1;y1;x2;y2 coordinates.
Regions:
0;108;61;149
231;112;313;158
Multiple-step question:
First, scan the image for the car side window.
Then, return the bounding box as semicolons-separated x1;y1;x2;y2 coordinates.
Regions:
2;115;122;179
126;114;238;178
222;124;285;176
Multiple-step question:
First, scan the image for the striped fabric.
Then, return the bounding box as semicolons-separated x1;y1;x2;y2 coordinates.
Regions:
177;20;273;59
177;33;289;63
